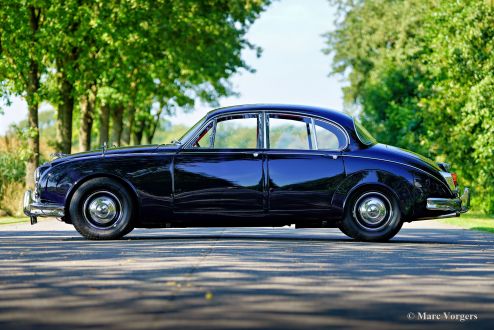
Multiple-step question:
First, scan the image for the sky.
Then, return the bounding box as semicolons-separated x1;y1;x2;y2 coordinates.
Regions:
0;0;344;134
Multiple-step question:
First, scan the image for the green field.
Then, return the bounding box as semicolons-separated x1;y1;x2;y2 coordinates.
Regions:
441;213;494;234
0;217;29;226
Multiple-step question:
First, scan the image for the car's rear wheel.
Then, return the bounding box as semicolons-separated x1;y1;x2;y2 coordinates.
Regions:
69;178;134;240
339;189;402;242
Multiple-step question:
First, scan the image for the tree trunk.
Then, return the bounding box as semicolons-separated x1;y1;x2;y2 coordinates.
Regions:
78;94;92;152
79;85;96;151
110;104;124;146
132;118;144;145
25;6;41;189
144;106;163;144
25;99;39;190
56;75;74;154
121;106;135;145
99;103;110;147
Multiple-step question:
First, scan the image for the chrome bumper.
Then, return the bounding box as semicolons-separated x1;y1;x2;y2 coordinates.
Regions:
426;187;470;213
23;190;64;225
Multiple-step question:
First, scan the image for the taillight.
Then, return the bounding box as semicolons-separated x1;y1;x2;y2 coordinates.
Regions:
451;172;458;186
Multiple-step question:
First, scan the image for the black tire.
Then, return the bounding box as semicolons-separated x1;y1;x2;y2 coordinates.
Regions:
122;225;135;237
337;223;354;239
340;189;403;242
69;177;134;240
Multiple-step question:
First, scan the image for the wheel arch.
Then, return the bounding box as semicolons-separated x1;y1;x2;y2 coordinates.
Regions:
64;173;140;223
332;169;415;220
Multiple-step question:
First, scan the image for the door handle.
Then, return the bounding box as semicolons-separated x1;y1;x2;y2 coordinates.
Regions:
253;152;259;158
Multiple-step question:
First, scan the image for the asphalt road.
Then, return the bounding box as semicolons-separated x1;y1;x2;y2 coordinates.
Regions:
0;219;493;330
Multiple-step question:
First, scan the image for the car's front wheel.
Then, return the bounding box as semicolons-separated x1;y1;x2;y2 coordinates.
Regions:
69;178;134;240
339;189;402;242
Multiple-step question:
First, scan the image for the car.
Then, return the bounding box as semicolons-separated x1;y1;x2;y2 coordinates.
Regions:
23;104;470;241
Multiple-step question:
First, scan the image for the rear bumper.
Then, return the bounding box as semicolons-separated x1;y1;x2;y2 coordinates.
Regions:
426;187;470;213
23;190;64;224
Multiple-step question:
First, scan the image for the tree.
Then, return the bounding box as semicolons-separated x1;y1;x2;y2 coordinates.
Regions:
324;0;433;155
324;0;494;213
0;2;46;189
422;0;494;212
43;0;271;152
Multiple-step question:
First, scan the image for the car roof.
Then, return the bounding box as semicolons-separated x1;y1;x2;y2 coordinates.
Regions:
206;104;354;128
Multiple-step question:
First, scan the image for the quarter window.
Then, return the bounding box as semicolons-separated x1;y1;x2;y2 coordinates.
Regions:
314;119;346;150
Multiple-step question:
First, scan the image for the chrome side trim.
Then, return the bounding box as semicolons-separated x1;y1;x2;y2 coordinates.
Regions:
23;190;64;218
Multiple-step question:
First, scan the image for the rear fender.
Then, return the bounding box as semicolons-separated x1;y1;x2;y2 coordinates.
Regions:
332;169;415;219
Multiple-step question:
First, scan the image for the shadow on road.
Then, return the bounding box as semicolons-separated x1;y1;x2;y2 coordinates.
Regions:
0;226;492;330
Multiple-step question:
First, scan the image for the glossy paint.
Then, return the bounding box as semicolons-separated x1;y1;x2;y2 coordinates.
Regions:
36;104;458;227
174;149;264;214
266;151;344;215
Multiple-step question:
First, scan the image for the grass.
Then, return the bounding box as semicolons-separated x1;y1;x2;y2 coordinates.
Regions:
441;212;494;233
0;217;29;226
0;213;493;234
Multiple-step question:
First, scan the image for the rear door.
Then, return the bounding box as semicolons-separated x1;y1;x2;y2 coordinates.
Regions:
266;113;347;215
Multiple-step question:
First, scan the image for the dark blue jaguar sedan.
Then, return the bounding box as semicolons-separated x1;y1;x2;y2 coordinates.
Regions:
23;104;470;241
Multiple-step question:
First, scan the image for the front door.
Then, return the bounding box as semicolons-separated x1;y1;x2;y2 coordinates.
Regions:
266;113;347;214
173;113;265;214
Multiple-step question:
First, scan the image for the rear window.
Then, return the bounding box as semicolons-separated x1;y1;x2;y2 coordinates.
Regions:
354;119;377;145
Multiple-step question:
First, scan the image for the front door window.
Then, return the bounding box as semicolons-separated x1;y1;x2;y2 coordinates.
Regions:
191;114;260;149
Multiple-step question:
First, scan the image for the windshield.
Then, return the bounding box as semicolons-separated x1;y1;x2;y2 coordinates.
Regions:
176;114;208;144
353;118;377;145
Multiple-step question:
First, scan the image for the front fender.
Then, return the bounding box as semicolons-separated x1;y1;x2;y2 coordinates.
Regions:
40;153;174;223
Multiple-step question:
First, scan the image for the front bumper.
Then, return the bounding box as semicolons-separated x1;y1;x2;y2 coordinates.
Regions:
23;190;65;225
426;187;470;213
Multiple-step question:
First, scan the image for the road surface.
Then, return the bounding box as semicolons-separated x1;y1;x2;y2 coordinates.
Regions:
0;219;493;329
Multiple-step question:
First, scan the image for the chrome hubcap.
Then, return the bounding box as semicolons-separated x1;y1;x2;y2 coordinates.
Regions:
83;191;122;229
88;196;117;224
353;192;392;231
358;197;387;225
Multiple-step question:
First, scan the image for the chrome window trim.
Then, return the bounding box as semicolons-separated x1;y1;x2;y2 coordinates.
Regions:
182;109;350;151
183;111;262;150
266;111;348;152
262;111;268;149
311;118;319;150
210;119;217;148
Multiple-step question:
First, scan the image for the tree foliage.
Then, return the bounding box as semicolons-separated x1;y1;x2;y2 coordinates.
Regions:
1;0;270;188
325;0;494;213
